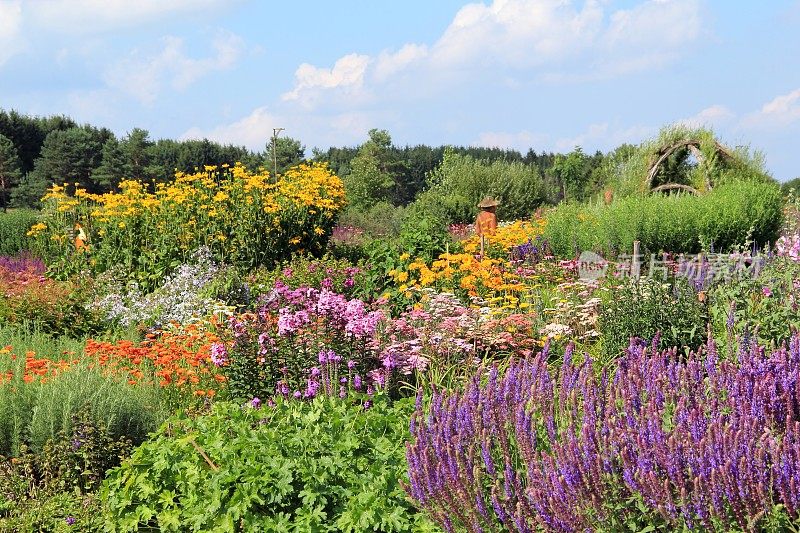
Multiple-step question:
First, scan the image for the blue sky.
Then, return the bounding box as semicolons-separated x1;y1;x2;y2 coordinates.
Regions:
1;0;798;180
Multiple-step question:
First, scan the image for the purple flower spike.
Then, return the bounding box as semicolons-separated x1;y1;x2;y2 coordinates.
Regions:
405;335;800;532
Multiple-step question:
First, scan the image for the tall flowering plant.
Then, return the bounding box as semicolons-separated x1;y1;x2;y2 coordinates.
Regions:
215;283;385;401
406;336;800;532
28;163;346;289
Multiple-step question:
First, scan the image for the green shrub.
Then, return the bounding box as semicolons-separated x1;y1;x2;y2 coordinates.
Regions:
709;258;800;350
598;276;708;358
102;396;437;532
248;254;366;300
0;273;105;337
411;148;554;225
337;201;407;239
0;208;38;256
0;409;129;532
0;491;103;532
544;180;783;258
611;125;773;197
0;354;166;457
0;323;86;361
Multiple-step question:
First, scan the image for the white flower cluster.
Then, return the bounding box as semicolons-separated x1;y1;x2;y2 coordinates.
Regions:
90;247;223;327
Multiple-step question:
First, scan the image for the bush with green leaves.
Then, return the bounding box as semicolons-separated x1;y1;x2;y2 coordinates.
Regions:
0;408;130;532
0;208;37;256
709;257;800;351
101;396;437;532
598;276;708;358
611;125;773;197
247;254;366;301
544;179;783;258
0;353;165;458
411;148;555;225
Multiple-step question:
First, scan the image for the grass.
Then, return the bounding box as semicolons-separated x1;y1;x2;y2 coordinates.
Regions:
0;324;168;457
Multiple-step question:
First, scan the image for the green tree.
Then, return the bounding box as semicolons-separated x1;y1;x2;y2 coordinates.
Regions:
30;127;104;192
413;148;554;224
343;129;396;210
0;134;22;211
781;177;800;195
121;128;160;182
92;137;126;190
0;109;76;174
266;136;305;175
551;147;590;202
10;173;49;208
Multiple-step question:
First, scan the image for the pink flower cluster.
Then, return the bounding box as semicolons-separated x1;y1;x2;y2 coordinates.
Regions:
776;234;800;262
377;290;538;374
270;282;384;339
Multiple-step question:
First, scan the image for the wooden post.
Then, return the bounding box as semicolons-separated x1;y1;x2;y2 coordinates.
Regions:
480;235;485;257
632;240;641;279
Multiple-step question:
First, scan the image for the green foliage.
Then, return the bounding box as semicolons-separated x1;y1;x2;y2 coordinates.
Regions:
0;133;23;211
10;172;49;208
344;129;398;211
0;323;87;361
266;135;306;175
30;127;109;192
781;177;800;195
338;201;407;239
397;214;450;263
248;254;365;299
551;146;592;202
101;396;437;532
0;491;103;532
709;258;800;350
0;208;37;255
611;125;772;197
0;273;105;338
598;277;708;358
0;408;130;532
544;180;783;258
0;109;77;174
0;351;166;457
413;148;554;225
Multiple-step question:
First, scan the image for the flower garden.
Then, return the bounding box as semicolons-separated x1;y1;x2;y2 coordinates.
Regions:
2;130;800;532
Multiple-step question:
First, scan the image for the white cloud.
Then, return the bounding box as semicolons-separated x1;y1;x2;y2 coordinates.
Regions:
182;106;280;148
599;0;701;73
282;53;371;105
474;130;548;149
104;31;245;105
473;122;653;153
552;123;652;152
283;0;702;108
181;107;371;151
0;0;236;67
430;0;603;69
374;44;428;82
678;105;735;128
740;88;800;130
0;1;23;66
28;0;233;33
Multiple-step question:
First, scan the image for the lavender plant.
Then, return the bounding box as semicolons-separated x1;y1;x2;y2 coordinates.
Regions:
406;335;800;532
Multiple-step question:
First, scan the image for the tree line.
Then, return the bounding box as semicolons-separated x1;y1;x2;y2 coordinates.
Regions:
0;109;611;212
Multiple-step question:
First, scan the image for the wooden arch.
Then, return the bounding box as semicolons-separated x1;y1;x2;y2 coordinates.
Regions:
645;139;735;195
